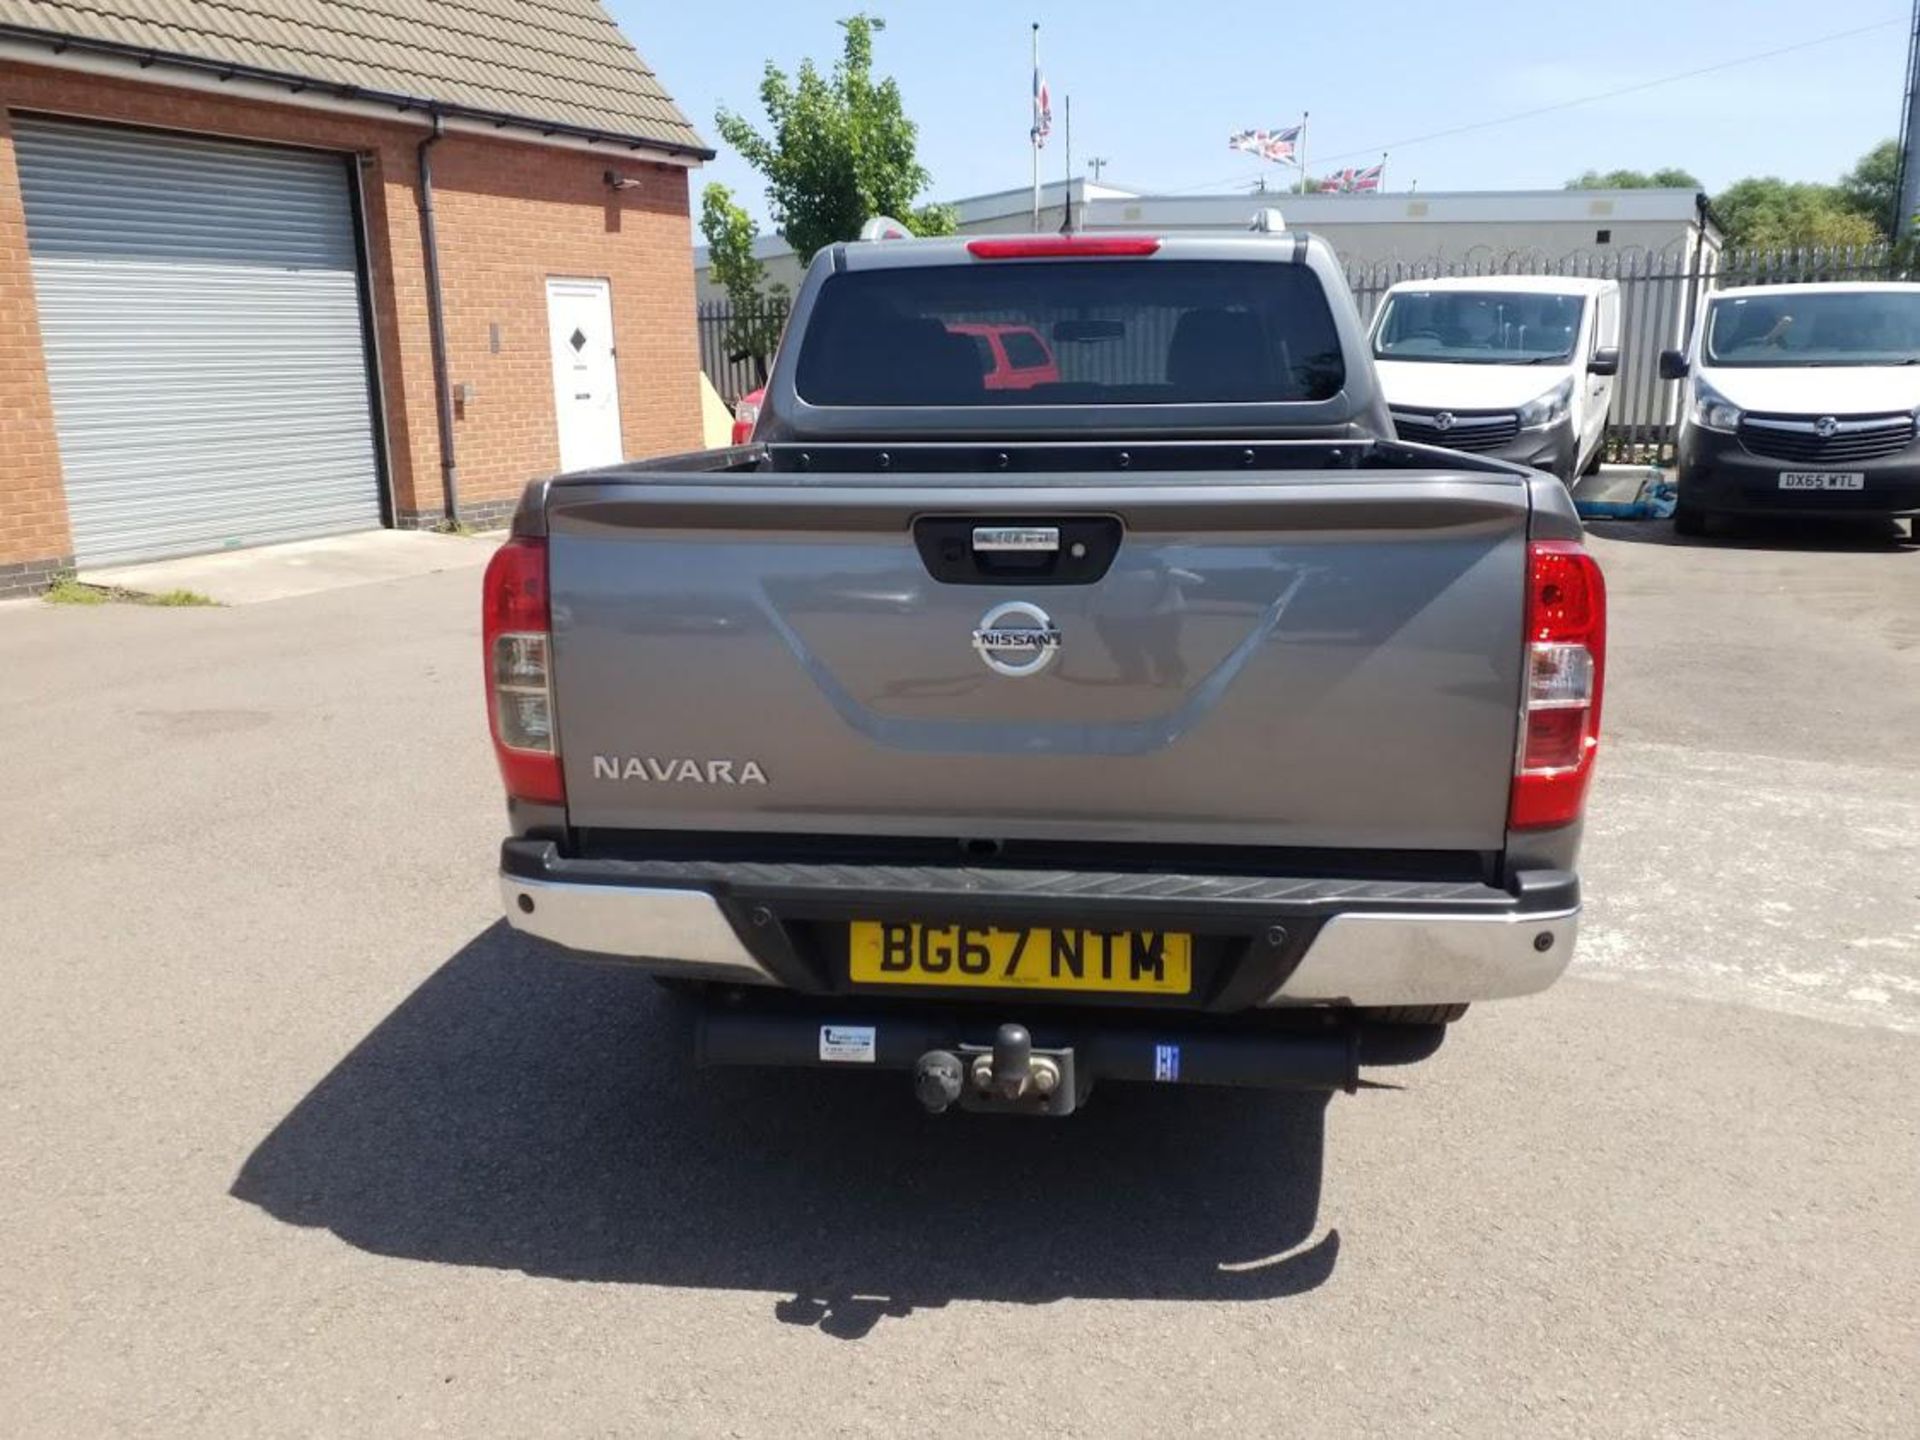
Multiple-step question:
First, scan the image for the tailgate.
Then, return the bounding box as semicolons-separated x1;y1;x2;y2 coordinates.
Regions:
546;473;1528;852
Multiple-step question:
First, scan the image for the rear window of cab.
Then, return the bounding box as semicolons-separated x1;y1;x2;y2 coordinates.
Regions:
794;260;1345;407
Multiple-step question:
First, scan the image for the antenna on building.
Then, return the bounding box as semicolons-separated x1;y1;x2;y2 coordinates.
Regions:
1061;95;1074;232
1088;156;1110;182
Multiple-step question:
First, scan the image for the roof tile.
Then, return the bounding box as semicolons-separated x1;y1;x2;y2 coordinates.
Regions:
0;0;708;151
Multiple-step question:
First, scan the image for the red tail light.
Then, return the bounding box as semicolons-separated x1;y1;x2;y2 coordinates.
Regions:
1509;540;1606;830
482;537;565;805
730;390;762;447
966;235;1161;259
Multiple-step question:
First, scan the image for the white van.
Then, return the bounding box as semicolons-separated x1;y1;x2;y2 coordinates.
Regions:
1659;281;1920;536
1368;276;1621;482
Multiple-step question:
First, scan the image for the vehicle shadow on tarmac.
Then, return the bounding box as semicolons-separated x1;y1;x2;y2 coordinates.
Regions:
1585;515;1916;551
232;925;1338;1339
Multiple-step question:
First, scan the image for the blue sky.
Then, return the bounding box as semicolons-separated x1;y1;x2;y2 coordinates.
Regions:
616;1;1911;230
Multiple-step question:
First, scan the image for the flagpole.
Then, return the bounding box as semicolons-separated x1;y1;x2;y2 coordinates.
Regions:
1030;23;1041;229
1297;110;1309;195
1379;151;1388;194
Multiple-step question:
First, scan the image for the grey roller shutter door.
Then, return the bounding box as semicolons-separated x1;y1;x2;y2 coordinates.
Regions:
13;118;383;567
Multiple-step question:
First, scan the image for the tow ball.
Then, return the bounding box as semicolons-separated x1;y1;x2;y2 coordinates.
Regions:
914;1023;1079;1116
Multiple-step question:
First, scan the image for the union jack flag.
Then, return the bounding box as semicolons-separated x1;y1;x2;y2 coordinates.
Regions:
1317;164;1384;193
1228;126;1300;163
1032;68;1052;148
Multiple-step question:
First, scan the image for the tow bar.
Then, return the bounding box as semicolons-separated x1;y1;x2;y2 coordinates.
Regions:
914;1023;1078;1116
695;1003;1435;1116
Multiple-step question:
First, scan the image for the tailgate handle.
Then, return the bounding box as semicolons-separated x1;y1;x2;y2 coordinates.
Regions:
915;516;1122;586
973;526;1059;553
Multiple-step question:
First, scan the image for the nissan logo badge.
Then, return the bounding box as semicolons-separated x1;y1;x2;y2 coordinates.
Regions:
971;601;1061;678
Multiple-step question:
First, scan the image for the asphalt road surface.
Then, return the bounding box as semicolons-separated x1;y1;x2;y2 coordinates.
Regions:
4;517;1915;1436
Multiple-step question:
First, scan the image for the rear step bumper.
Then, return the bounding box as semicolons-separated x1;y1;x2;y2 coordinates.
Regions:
499;840;1578;1008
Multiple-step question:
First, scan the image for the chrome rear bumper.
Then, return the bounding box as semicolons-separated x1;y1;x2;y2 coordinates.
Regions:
500;869;1576;1006
501;876;777;984
1266;905;1575;1005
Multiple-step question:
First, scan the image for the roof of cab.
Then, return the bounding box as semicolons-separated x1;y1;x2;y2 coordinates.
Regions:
834;229;1327;271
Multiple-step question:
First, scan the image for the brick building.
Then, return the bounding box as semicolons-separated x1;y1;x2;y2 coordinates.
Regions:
0;0;710;594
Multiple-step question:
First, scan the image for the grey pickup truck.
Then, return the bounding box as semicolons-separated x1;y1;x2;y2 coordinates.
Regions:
485;222;1607;1116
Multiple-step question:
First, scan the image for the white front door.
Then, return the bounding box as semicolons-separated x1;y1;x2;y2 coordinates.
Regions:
545;277;623;472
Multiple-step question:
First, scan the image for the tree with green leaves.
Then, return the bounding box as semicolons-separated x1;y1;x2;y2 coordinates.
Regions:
1836;139;1900;235
1712;176;1882;249
698;182;788;383
715;15;956;265
1566;167;1702;190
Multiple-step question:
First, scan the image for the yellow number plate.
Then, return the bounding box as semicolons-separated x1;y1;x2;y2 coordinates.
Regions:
848;922;1192;994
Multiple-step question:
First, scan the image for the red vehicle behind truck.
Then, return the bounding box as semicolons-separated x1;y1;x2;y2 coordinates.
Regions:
731;321;1061;443
947;322;1061;390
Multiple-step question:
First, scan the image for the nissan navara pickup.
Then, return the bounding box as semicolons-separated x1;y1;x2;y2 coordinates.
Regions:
484;221;1606;1117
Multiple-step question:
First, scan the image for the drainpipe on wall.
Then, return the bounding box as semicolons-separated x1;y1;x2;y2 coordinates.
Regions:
417;113;460;526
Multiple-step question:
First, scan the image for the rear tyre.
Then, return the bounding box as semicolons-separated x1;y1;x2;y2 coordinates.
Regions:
1671;495;1708;537
1580;444;1604;478
1362;1003;1469;1026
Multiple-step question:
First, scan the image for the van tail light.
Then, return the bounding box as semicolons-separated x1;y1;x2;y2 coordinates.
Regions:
730;392;761;446
482;537;565;805
1510;540;1606;830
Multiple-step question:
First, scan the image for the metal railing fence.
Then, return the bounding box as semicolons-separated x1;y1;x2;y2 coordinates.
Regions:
698;244;1913;457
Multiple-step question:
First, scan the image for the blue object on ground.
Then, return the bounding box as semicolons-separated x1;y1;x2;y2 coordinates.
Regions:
1576;469;1677;521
